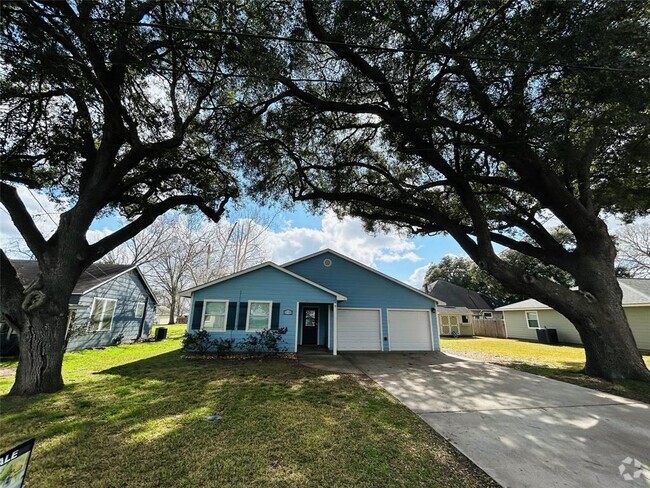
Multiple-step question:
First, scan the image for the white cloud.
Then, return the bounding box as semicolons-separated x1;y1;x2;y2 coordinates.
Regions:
265;210;422;267
1;189;115;256
407;263;430;288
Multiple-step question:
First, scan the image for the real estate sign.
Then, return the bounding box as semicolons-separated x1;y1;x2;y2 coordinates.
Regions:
0;439;34;488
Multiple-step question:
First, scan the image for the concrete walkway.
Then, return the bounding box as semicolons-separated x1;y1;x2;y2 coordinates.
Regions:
297;348;363;374
344;352;650;488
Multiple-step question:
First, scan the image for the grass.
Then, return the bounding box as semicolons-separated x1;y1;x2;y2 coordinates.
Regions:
0;325;495;487
441;336;650;404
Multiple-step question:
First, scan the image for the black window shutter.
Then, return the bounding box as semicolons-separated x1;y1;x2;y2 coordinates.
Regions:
226;303;237;330
191;301;203;330
237;302;248;330
271;303;280;330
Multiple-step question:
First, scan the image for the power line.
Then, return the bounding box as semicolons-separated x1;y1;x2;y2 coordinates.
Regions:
3;7;648;75
27;188;58;226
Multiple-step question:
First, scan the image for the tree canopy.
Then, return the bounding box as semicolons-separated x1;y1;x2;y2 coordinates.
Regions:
235;0;650;380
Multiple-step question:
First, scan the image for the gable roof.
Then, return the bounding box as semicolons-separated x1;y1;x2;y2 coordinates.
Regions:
179;262;347;300
427;280;494;310
10;259;157;304
496;278;650;311
437;305;473;315
281;248;443;304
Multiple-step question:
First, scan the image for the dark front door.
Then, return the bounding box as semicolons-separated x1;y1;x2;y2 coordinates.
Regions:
301;307;319;345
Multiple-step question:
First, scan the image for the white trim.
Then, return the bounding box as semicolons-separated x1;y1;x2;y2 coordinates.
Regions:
333;303;338;355
386;308;435;352
88;297;117;333
336;307;382;352
294;302;300;352
134;301;145;319
201;299;229;331
77;266;158;305
281;249;444;305
525;310;541;329
245;300;273;332
179;262;346;301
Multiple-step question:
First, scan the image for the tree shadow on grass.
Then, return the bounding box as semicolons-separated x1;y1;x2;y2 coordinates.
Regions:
0;351;496;488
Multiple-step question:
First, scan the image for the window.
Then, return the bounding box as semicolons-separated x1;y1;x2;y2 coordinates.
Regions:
247;301;272;331
526;311;541;329
461;315;469;324
202;301;228;331
483;312;493;319
89;298;117;332
135;302;145;318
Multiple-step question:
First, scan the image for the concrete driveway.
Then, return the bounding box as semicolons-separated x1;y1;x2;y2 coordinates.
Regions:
343;352;650;488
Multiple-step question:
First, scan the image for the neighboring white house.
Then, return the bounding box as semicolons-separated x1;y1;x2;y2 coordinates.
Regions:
496;278;650;351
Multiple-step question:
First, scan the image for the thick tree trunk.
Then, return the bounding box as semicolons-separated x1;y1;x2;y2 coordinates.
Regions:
11;306;68;395
482;227;650;382
563;255;650;381
559;297;649;381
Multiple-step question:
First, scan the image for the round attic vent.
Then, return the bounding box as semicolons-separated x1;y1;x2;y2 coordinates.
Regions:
323;258;332;267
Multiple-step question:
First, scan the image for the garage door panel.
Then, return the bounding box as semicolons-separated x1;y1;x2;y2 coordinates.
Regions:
337;309;381;351
388;310;432;351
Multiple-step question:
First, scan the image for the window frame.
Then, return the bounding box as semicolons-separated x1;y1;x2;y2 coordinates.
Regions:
134;302;146;319
88;297;117;333
245;300;273;332
201;300;229;331
525;311;541;329
483;312;493;319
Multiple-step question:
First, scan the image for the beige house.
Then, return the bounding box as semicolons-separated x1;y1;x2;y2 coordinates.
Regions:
496;278;650;351
437;306;475;337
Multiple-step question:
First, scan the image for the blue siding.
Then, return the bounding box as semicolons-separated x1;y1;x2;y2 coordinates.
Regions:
67;270;156;351
286;252;439;351
188;266;338;352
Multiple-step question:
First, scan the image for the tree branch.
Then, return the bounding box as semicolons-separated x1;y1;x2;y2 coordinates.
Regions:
0;183;46;260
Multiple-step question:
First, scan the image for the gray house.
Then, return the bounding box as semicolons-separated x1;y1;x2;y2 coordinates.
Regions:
496;278;650;350
1;260;157;353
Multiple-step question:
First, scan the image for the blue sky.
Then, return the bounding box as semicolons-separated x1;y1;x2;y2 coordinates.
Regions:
84;200;467;287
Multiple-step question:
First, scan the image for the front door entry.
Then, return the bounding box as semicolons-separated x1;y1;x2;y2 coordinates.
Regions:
301;307;319;345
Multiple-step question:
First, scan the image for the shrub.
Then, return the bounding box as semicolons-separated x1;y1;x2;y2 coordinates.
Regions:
182;330;213;354
256;327;288;353
213;337;235;355
239;334;261;355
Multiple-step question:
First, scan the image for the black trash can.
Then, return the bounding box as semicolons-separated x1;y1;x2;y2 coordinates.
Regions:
536;328;559;345
154;327;168;341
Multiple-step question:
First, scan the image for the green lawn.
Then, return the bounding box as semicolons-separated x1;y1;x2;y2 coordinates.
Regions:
441;337;650;404
0;326;495;487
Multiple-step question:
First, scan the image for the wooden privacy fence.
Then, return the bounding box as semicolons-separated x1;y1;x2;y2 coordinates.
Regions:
472;319;507;338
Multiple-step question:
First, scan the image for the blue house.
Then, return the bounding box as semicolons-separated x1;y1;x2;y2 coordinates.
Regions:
181;249;441;354
1;260;157;354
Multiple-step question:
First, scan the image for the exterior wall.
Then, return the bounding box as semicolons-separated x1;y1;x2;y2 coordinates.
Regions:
67;270;156;351
286;251;439;351
187;266;337;352
503;306;650;350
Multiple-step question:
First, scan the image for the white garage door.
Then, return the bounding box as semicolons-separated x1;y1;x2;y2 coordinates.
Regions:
388;310;432;351
337;309;382;351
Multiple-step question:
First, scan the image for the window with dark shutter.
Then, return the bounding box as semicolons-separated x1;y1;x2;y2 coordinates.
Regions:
191;301;203;330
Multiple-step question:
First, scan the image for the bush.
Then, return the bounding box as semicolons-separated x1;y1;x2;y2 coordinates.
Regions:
213;337;235;355
239;334;261;355
182;330;213;354
256;328;288;353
